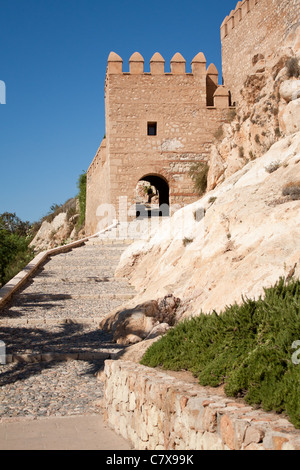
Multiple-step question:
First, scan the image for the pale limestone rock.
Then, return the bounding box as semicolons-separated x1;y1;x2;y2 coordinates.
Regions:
99;295;180;345
280;79;300;103
30;200;80;251
145;322;170;340
115;133;300;320
206;146;225;191
30;213;67;251
279;97;300;135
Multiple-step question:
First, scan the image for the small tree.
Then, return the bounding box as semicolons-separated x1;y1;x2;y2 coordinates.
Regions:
0;215;34;287
0;212;31;237
77;171;87;229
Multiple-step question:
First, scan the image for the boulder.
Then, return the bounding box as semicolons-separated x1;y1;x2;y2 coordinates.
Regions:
99;295;180;345
279;79;300;103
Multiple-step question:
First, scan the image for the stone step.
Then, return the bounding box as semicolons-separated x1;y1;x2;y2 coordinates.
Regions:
86;237;134;245
41;262;120;269
0;317;111;326
3;350;121;364
24;278;134;290
39;265;116;272
14;292;135;301
30;276;126;284
0;296;129;322
84;240;133;247
48;253;122;261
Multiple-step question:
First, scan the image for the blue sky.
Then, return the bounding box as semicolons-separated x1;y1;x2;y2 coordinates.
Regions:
0;0;236;223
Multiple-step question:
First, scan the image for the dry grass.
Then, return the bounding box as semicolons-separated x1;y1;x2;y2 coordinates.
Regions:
282;181;300;200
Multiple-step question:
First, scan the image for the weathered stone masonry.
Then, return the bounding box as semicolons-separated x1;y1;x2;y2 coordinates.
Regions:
221;0;300;104
86;52;231;235
86;0;300;235
103;361;300;450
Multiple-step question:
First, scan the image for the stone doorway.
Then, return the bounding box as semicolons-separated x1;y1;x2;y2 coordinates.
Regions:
135;174;169;218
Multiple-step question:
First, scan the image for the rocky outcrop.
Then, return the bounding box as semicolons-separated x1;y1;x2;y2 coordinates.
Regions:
30;198;84;251
115;132;300;320
99;295;180;345
279;97;300;135
207;49;300;191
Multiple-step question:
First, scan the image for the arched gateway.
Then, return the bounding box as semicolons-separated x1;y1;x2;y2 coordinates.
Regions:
135;174;170;218
85;51;231;235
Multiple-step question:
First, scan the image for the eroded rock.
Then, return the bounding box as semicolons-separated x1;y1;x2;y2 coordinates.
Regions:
99;295;180;345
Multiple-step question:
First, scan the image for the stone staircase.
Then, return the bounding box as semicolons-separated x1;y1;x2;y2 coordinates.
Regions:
0;238;136;364
0;221;164;419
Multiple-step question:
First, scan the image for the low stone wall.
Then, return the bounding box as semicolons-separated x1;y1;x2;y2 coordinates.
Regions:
103;360;300;450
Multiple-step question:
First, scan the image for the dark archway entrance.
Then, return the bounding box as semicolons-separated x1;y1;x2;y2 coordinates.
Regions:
135;174;169;218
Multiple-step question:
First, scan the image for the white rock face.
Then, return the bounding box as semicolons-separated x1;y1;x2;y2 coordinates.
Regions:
30;211;80;251
279;97;300;135
30;213;67;250
116;133;300;319
279;79;300;103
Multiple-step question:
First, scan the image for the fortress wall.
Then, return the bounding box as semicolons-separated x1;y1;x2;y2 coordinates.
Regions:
86;139;111;235
221;0;300;104
104;56;230;218
85;53;232;233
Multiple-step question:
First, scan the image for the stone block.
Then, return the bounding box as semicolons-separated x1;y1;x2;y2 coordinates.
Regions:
219;414;235;450
202;431;224;450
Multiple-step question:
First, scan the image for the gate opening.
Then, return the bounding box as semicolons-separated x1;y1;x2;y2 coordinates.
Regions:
135;175;169;218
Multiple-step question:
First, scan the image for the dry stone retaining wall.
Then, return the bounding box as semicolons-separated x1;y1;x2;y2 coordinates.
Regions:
103;360;300;450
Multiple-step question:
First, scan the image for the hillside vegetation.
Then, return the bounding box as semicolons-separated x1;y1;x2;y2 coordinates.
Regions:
0;212;35;287
0;172;87;287
141;278;300;428
30;171;87;252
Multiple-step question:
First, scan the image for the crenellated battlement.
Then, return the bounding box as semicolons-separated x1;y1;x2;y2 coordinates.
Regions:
221;0;259;40
86;45;234;234
86;0;300;235
107;51;214;77
106;51;230;108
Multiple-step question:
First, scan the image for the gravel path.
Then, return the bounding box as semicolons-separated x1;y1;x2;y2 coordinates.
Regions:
0;239;135;420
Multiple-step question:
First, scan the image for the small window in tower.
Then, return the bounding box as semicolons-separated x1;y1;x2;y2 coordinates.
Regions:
147;122;157;136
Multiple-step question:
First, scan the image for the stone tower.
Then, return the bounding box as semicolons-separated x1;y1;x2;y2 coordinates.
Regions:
86;51;231;235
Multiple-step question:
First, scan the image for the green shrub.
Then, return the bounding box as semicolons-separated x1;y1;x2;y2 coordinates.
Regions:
141;277;300;428
0;214;35;287
275;127;281;138
182;237;194;247
286;58;300;79
193;208;205;221
213;126;224;141
208;197;217;204
77;172;87;229
265;161;281;174
227;109;236;122
189;162;209;196
282;181;300;200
